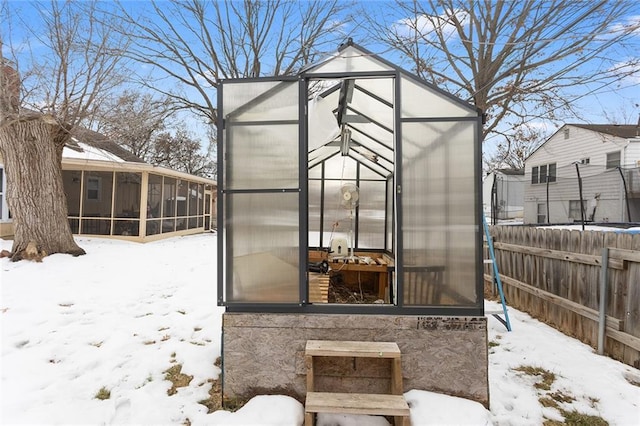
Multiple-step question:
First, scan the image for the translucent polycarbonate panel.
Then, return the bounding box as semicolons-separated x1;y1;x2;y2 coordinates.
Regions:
400;75;476;118
306;45;394;74
350;126;393;154
308;179;322;247
223;81;298;122
350;78;394;131
386;177;394;252
323;154;358;180
309;146;339;170
350;122;393;150
348;151;390;178
360;165;386;181
226;192;299;303
323;179;357;251
226;124;298;190
402;120;478;306
308;163;323;179
308;94;340;151
357;180;386;249
355;78;394;106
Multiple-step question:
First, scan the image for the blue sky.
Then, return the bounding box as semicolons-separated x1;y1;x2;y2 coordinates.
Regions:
3;0;640;149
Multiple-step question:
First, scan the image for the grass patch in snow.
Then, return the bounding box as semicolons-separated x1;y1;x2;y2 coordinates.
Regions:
514;365;556;390
624;371;640;387
198;378;223;413
95;387;111;400
164;364;193;396
559;410;608;425
514;366;608;425
544;409;609;426
548;390;575;404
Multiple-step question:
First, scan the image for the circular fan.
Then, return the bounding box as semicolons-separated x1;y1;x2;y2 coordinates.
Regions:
339;183;359;210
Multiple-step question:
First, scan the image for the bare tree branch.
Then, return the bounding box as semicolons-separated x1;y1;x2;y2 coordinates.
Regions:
102;0;349;125
364;0;640;159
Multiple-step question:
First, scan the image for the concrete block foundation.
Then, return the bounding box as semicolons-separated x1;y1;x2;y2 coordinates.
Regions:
222;313;489;408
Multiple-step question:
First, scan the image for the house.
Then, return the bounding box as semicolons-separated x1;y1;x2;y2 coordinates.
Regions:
523;123;640;224
482;168;525;223
0;126;217;242
217;41;490;409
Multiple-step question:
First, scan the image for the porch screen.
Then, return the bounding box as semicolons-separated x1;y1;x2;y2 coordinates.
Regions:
221;80;300;303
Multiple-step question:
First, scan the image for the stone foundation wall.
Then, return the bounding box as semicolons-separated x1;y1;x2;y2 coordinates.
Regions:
222;313;489;407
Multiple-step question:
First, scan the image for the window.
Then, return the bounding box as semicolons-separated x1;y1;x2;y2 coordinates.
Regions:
606;151;621;169
531;163;556;184
580;158;590;165
87;176;101;201
537;203;546;224
569;200;585;220
539;165;547;183
548;163;556;182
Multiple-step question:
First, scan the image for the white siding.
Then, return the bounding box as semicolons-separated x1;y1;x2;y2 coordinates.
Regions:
523;125;638;224
627;139;640;167
483;172;525;220
526;125;631;176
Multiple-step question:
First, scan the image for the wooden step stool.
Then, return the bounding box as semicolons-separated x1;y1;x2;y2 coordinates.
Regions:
304;340;411;426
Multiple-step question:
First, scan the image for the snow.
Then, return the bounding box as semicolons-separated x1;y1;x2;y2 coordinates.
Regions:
63;141;126;162
2;234;639;425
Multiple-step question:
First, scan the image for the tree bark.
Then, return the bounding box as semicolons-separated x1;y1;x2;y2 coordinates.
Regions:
0;114;85;261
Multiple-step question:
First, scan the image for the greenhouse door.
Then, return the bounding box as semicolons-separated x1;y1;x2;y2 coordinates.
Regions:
218;78;303;305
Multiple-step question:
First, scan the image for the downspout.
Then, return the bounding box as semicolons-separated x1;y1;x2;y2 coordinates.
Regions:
575;163;585;231
616;166;632;222
546;173;550;224
491;173;497;225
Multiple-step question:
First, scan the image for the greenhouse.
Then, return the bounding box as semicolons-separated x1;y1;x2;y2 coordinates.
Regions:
217;40;483;315
217;41;489;409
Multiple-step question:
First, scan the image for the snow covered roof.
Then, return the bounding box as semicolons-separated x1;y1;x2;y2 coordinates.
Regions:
64;127;145;163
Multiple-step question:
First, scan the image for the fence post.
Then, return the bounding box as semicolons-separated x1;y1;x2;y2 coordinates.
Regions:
598;247;610;355
575;163;585;231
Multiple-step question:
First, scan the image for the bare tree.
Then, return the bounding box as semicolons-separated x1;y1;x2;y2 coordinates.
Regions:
106;0;349;124
151;127;216;178
93;90;215;177
93;90;174;160
364;1;640;156
0;1;130;260
483;125;544;172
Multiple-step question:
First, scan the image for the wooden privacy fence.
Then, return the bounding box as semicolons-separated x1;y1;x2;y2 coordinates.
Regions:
484;226;640;368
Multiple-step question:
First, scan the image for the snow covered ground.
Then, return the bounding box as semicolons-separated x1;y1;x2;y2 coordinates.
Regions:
1;234;639;425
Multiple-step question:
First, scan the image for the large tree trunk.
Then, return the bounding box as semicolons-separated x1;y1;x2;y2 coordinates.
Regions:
0;114;85;261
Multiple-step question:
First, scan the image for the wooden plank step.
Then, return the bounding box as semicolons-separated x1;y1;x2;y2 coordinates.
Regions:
305;340;401;358
308;274;330;303
305;392;410;417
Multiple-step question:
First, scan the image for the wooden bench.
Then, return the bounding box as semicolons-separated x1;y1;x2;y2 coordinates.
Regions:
305;392;410;424
304;340;410;426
